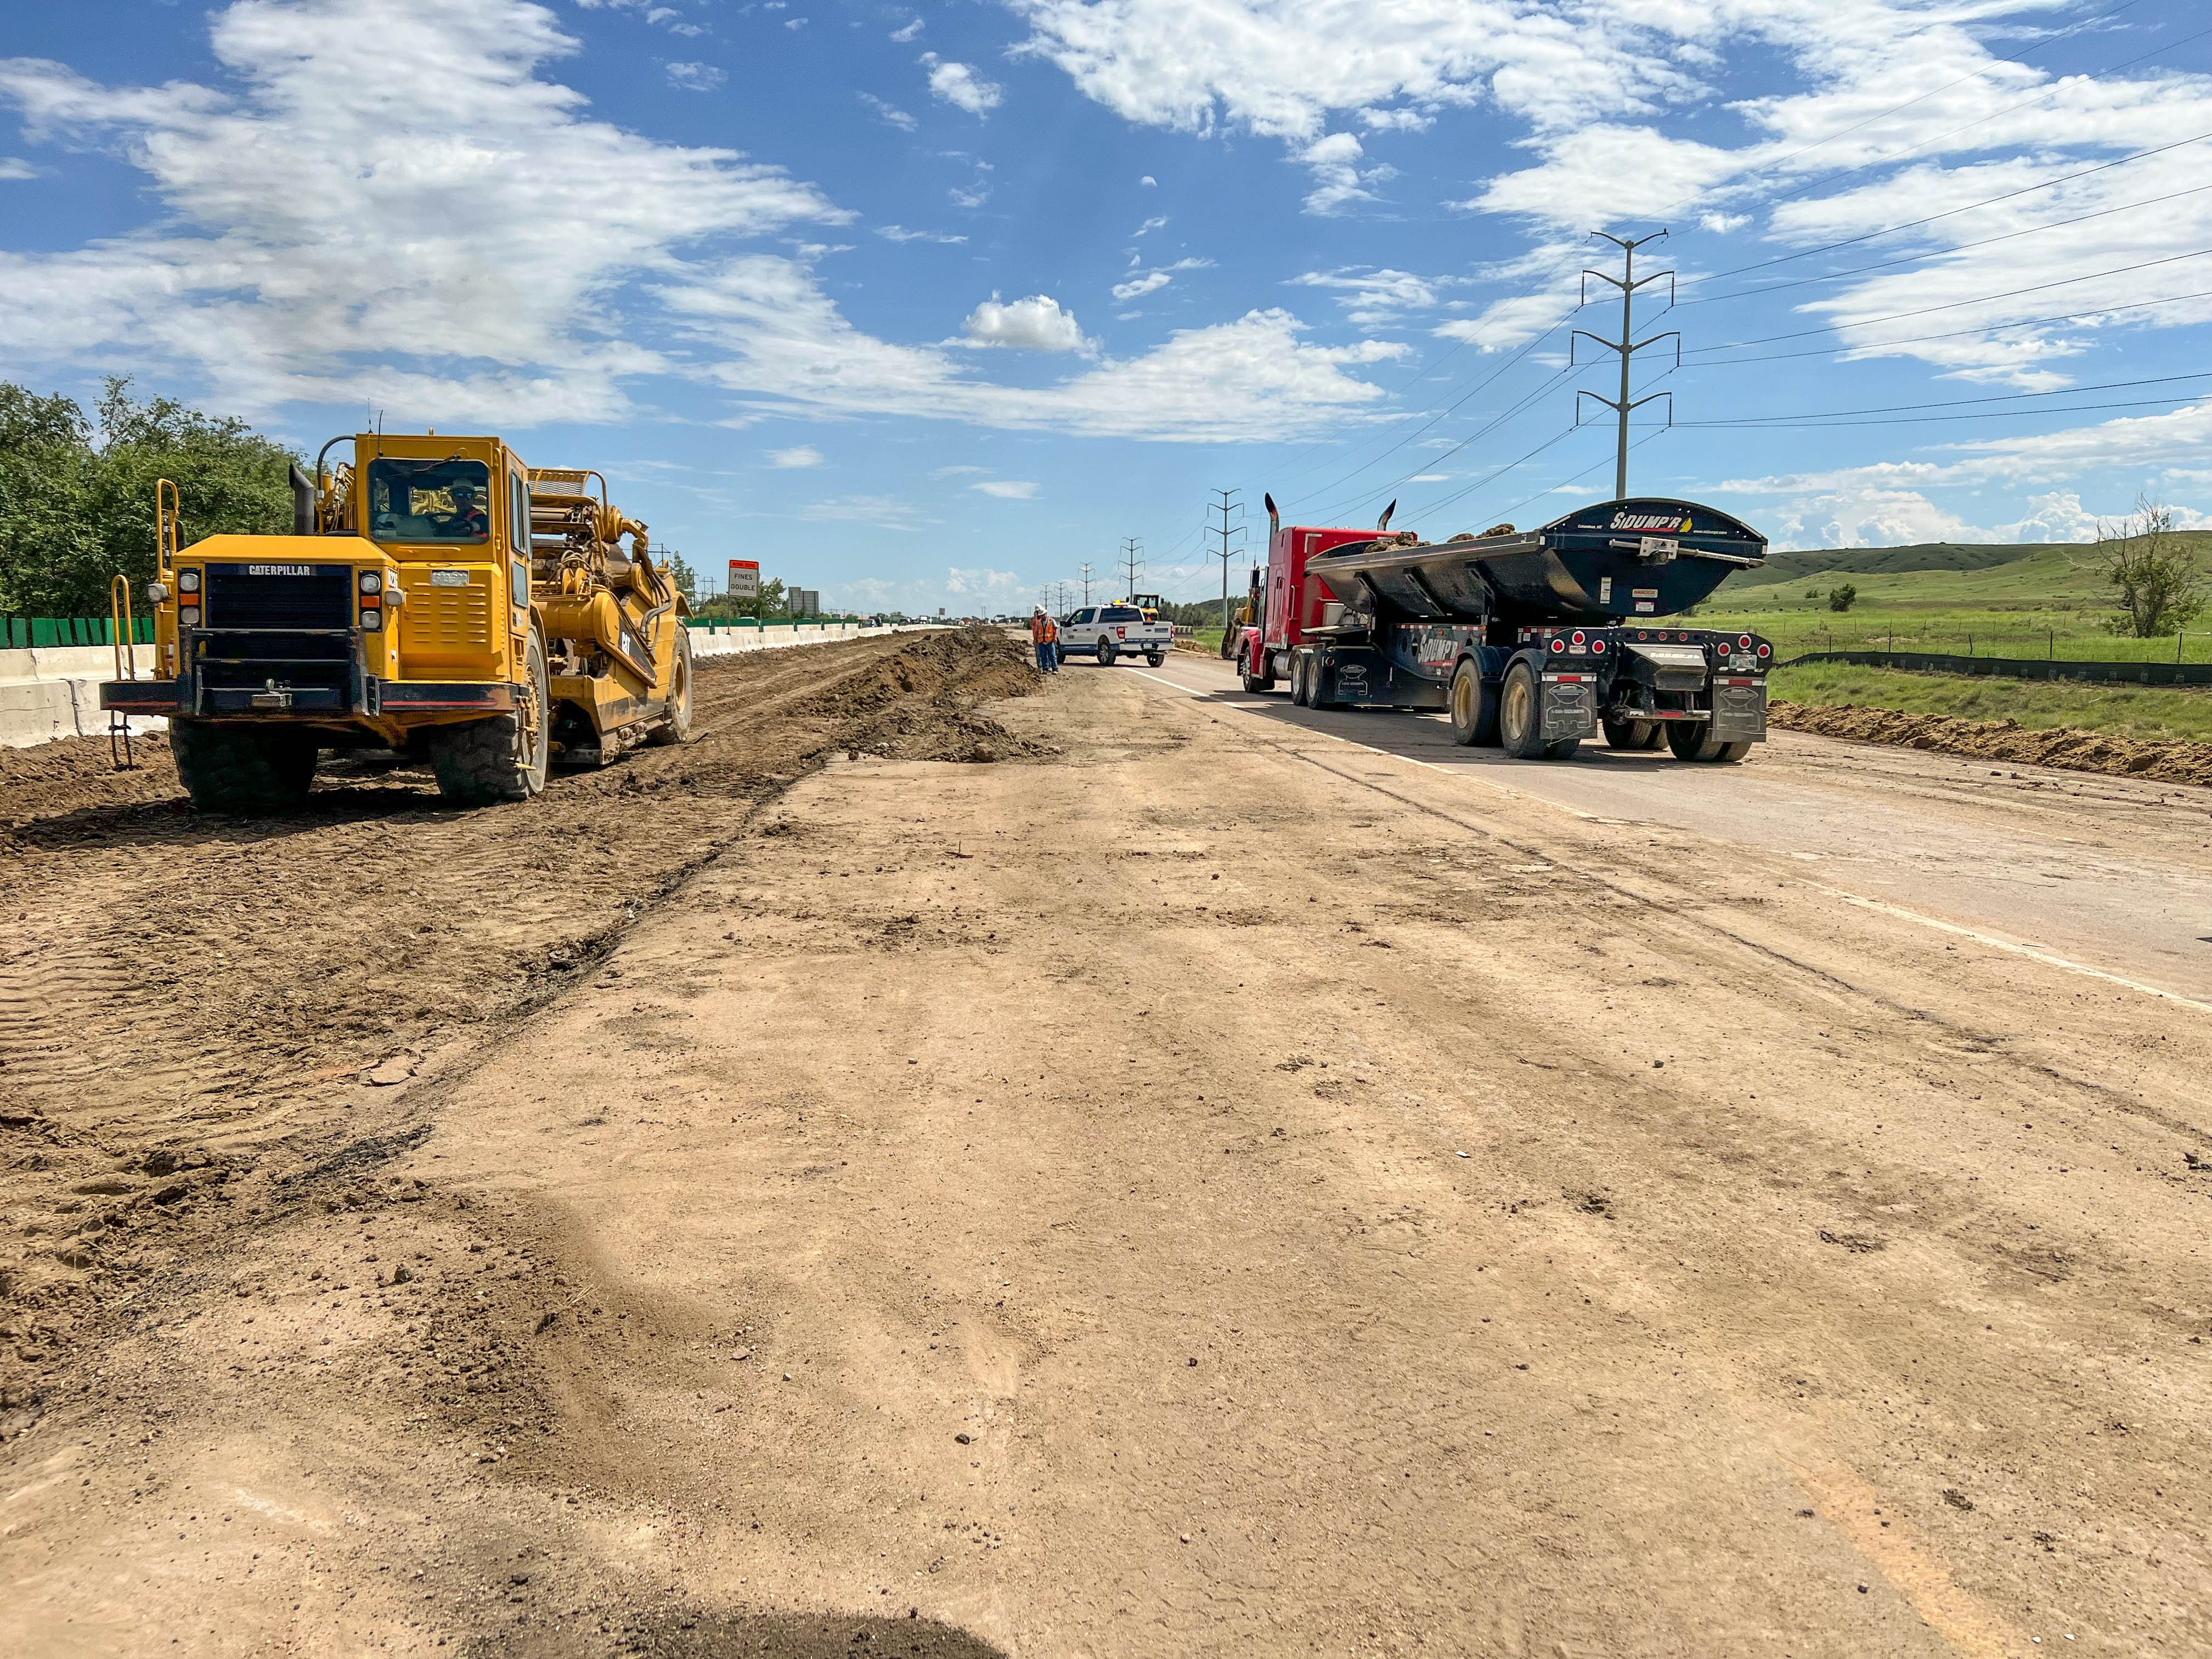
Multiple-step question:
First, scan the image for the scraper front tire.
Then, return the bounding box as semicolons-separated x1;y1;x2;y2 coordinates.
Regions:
432;633;550;804
171;723;319;814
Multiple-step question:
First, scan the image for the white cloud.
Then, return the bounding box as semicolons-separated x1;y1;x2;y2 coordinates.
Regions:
877;224;968;243
0;0;842;425
1111;256;1211;303
665;60;725;93
931;465;991;478
1139;173;1156;187
946;566;1026;597
767;445;822;467
785;16;806;29
971;479;1039;499
959;293;1090;352
1133;215;1168;236
890;18;922;43
1296;131;1392;216
658;253;1403;441
858;91;916;130
0;156;35;180
921;53;1002;116
800;494;931;531
1291;265;1449;327
0;0;1402;447
949;183;991;208
1407;473;1448;482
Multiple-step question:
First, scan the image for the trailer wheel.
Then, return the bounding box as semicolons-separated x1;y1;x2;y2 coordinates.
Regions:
1498;659;1550;759
1447;660;1497;747
1666;723;1750;763
431;631;551;804
1097;639;1118;668
1146;652;1164;667
1602;715;1661;750
170;722;319;814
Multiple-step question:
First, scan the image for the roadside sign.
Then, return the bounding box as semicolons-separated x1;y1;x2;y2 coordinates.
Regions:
726;559;760;599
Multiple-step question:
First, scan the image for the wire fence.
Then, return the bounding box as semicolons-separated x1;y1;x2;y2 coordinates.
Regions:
1703;619;2212;665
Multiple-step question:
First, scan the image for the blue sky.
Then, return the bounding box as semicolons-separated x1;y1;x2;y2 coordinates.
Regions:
4;1;2211;614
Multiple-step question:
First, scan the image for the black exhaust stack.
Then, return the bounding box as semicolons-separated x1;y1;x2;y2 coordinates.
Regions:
1377;499;1396;532
1263;492;1279;538
290;462;317;535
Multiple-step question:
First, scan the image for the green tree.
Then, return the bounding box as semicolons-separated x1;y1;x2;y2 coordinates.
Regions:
2093;498;2202;638
1827;583;1858;613
0;376;297;617
664;549;698;602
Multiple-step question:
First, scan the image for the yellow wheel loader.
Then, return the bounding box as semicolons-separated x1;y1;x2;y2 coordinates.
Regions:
100;432;692;811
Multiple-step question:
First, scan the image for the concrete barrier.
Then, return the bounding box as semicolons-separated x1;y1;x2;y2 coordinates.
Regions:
2;642;164;749
2;625;952;749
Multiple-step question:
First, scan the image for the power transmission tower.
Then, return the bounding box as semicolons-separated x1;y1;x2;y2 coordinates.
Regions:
1055;580;1070;613
1574;229;1679;501
1207;489;1246;630
1119;538;1144;601
1079;562;1093;606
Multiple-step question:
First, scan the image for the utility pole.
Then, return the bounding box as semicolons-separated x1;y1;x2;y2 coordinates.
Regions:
1574;229;1679;501
1207;489;1246;630
1119;537;1144;601
1079;562;1093;606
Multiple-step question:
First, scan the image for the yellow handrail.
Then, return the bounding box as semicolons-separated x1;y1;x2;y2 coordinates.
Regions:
110;573;136;682
156;478;181;575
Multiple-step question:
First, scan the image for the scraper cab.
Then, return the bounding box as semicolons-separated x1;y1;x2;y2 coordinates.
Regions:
98;433;695;812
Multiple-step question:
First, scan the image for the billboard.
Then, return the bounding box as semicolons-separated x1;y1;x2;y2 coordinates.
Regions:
726;558;760;600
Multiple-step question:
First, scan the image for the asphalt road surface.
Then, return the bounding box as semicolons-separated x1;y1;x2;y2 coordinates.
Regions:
1131;650;2212;1008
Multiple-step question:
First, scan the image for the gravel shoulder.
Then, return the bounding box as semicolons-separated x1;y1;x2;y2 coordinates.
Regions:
5;637;2209;1658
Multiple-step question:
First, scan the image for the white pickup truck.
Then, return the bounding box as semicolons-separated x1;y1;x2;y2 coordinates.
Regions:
1060;603;1172;667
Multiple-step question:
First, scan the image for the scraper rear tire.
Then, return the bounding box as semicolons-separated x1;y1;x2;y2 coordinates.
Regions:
645;626;693;747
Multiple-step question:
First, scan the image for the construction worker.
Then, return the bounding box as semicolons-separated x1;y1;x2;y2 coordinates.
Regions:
1030;606;1060;674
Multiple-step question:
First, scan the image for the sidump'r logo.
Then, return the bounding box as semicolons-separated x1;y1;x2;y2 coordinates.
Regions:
1608;512;1692;533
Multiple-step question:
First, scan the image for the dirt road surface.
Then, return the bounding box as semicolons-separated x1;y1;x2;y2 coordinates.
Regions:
4;632;2208;1658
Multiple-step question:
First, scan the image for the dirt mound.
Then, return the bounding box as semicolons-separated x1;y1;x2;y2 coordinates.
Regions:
809;627;1054;763
1771;698;2212;787
0;730;180;828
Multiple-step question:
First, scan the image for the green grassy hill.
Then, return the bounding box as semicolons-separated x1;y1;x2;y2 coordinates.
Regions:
1695;532;2212;664
1742;540;2058;588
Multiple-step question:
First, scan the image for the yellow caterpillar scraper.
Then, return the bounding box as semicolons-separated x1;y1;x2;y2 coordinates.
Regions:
100;432;694;811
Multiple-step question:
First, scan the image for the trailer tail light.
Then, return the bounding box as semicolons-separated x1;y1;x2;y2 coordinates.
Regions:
1590;638;1605;653
1756;642;1771;658
1739;635;1752;650
1571;630;1586;645
1549;637;1566;653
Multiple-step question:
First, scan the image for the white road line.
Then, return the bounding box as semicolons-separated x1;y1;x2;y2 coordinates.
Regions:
1121;663;2212;1018
1799;882;2212;1015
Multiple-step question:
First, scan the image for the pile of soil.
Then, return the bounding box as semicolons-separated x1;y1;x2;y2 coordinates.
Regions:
807;626;1055;763
1771;698;2212;787
0;729;180;828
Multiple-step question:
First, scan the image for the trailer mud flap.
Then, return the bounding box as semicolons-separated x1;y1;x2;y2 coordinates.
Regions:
1712;680;1768;741
1541;678;1597;742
